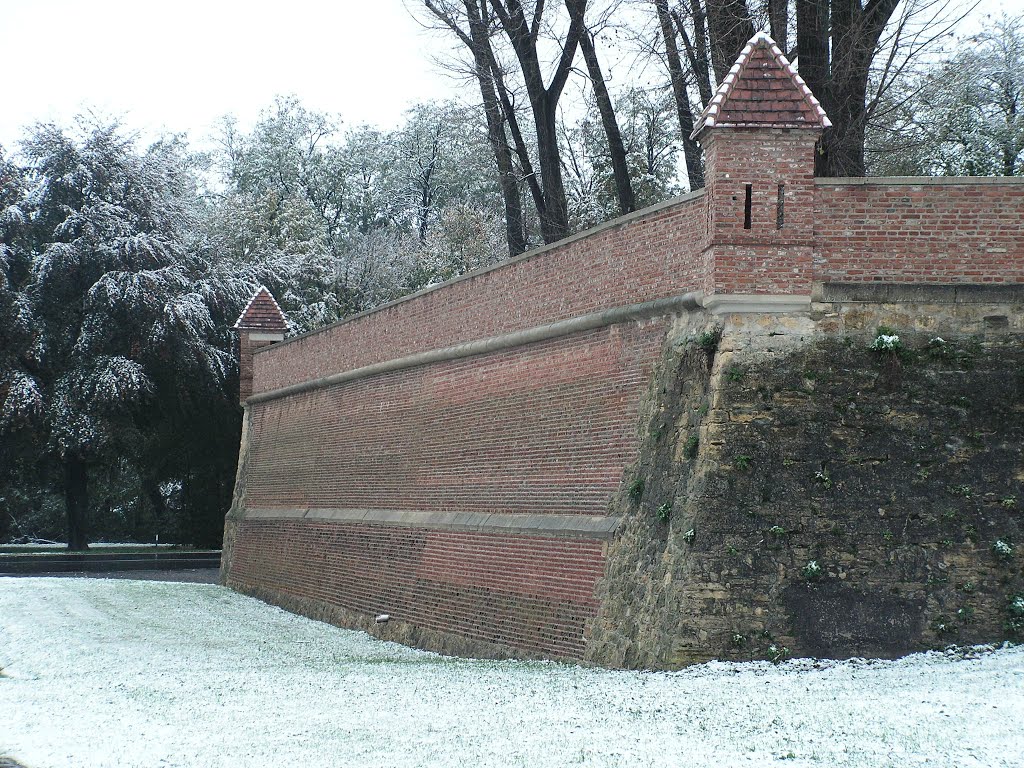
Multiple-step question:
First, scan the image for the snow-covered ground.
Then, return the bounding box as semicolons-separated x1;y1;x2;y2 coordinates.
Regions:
1;578;1021;768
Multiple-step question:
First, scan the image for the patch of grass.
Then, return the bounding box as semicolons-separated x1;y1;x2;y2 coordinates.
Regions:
1006;593;1024;638
992;538;1015;563
801;560;823;580
948;484;973;499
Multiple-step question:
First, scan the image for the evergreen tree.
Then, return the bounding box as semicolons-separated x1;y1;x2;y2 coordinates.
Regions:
1;120;237;548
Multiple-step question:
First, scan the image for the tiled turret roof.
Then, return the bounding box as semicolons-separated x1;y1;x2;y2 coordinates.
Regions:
691;31;831;139
233;286;288;332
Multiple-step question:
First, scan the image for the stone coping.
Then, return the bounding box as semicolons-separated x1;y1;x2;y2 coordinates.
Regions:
243;507;622;540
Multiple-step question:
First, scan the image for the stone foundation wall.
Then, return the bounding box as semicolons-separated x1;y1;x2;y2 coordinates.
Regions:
588;285;1024;667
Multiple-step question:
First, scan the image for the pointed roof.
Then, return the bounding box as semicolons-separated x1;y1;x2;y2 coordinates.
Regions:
691;31;831;139
233;286;288;332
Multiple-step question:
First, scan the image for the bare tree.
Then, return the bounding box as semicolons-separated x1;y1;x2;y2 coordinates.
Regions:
488;0;585;242
567;0;637;213
422;0;529;255
654;0;704;189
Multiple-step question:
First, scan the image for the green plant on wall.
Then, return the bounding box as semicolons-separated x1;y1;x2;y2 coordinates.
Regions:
992;538;1015;563
656;503;672;523
628;478;644;502
802;560;823;580
697;327;721;354
683;432;699;459
870;326;904;354
1006;594;1024;638
814;470;832;490
735;454;752;471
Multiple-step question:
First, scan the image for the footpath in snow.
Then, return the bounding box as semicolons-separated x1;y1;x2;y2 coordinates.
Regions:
1;577;1022;768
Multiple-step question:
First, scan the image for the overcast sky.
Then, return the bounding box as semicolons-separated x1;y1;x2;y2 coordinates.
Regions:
0;0;462;149
0;0;1008;152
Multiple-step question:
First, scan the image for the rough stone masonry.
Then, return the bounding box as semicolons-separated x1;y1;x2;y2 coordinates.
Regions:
223;33;1024;668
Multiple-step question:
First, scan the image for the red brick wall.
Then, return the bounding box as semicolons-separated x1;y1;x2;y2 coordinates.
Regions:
245;320;667;514
814;180;1024;284
228;126;1024;664
702;130;818;296
228;520;606;660
251;196;708;394
238;334;280;403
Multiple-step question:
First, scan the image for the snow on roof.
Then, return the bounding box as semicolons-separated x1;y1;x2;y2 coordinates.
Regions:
232;286;288;332
691;30;831;139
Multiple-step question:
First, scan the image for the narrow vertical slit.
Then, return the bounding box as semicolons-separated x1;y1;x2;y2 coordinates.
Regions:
743;184;752;229
776;183;785;229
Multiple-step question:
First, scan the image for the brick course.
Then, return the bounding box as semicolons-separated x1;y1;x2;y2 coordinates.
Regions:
229;520;606;660
244;322;667;515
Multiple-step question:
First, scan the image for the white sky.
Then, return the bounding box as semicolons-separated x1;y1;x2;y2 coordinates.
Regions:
0;0;1012;152
0;0;463;149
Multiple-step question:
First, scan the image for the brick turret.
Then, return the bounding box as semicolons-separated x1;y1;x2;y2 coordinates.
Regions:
693;31;830;312
233;286;288;404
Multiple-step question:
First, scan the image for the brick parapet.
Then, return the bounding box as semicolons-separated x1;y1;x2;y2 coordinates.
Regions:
813;178;1024;285
250;192;709;394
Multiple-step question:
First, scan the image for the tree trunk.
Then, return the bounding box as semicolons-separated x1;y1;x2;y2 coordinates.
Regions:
491;0;582;243
706;0;755;83
655;0;704;190
533;95;572;241
63;452;89;551
573;18;636;214
674;4;713;108
815;0;901;177
481;77;528;255
768;0;789;53
422;0;529;254
464;0;528;254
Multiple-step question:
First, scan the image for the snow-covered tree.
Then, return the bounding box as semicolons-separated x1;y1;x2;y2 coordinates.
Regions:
208;98;507;326
2;119;238;549
868;15;1024;177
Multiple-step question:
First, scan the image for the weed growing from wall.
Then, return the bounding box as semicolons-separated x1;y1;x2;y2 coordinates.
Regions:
628;478;645;502
992;538;1015;563
683;433;699;459
871;327;904;354
801;560;823;580
1006;594;1024;638
697;327;721;354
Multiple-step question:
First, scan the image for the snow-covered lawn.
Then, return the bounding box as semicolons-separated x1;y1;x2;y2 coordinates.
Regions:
1;578;1021;768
